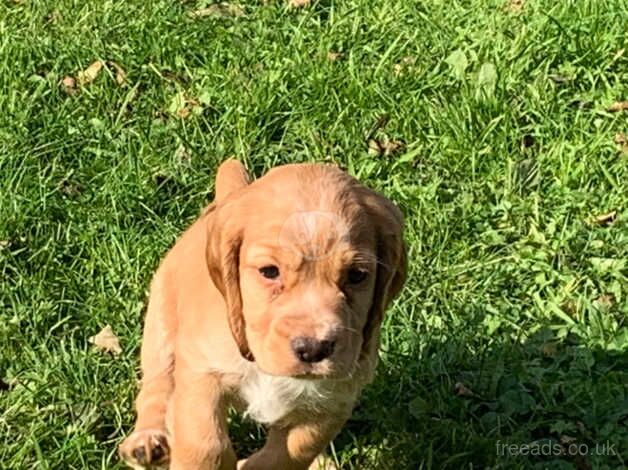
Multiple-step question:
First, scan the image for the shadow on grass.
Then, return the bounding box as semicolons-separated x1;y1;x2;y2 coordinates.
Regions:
336;325;627;470
229;324;627;470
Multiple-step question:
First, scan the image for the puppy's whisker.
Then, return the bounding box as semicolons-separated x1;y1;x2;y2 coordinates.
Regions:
335;325;360;335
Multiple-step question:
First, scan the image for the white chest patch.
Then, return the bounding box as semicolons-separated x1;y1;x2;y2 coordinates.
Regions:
238;365;344;425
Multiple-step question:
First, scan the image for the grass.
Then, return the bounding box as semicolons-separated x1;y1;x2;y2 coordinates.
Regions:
0;0;627;468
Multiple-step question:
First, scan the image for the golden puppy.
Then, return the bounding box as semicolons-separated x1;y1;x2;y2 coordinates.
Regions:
119;161;406;470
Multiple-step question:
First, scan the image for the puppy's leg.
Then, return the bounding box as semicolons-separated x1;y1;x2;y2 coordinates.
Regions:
120;273;176;468
169;361;236;470
238;414;349;470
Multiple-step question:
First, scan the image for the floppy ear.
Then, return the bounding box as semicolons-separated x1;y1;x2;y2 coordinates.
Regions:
215;159;250;202
205;161;254;361
360;190;407;358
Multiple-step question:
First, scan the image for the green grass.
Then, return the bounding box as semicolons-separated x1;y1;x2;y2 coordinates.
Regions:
1;0;627;468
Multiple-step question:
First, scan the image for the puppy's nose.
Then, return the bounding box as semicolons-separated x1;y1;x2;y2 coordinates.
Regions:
291;336;335;363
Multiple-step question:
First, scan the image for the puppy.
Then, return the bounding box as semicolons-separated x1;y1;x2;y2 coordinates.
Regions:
119;161;406;470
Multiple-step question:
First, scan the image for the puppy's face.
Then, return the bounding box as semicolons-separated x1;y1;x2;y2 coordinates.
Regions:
207;164;405;379
239;209;378;377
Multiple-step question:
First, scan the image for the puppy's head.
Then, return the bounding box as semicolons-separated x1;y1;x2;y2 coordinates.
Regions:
207;162;406;378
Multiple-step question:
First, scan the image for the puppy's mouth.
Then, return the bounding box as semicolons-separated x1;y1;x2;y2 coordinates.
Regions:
291;360;354;380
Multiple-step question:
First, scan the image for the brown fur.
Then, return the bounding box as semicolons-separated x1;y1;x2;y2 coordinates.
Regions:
119;161;406;470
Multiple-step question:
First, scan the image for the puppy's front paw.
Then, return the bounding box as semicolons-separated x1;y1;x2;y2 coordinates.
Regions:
238;455;338;470
119;429;170;469
309;455;339;470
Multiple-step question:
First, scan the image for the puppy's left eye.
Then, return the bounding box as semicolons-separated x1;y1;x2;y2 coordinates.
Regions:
347;268;368;285
259;265;280;280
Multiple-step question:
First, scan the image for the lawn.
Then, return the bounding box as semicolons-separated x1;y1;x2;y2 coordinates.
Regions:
0;0;627;468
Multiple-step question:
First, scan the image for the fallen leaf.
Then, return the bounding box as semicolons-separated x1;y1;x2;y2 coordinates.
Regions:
289;0;311;7
167;92;203;119
445;49;468;80
77;60;104;86
107;61;127;86
614;133;628;154
89;325;122;355
177;107;191;119
541;342;558;357
595;294;615;308
327;51;343;61
59;179;83;197
607;101;628;112
454;382;477;398
61;76;77;95
175;144;191;161
367;138;405;157
506;0;525;12
189;3;244;18
592;210;617;226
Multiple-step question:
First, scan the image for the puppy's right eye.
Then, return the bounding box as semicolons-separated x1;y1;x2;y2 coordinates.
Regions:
259;265;280;280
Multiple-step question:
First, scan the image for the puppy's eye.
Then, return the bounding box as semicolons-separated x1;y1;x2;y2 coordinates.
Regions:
259;265;280;280
347;268;368;285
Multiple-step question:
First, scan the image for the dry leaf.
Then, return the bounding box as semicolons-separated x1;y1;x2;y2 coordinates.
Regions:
174;144;191;161
61;76;77;95
189;3;244;18
168;92;203;119
592;210;617;226
595;294;615;308
454;382;476;398
59;179;83;197
77;60;104;86
506;0;525;12
289;0;311;7
367;138;405;157
607;101;628;112
327;51;343;61
541;342;558;357
107;61;127;86
614;133;628;154
89;325;122;355
179;98;200;118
